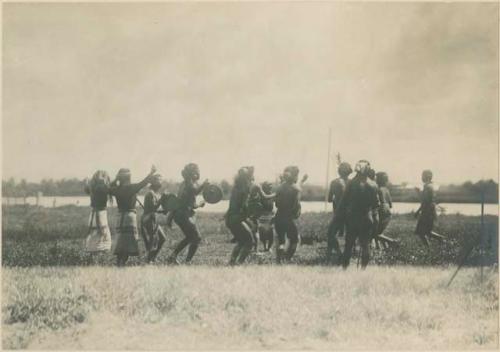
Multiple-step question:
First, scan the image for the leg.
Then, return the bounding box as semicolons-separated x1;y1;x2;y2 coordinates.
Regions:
359;234;371;269
342;222;357;269
237;221;254;264
285;220;299;260
274;218;287;264
150;227;167;262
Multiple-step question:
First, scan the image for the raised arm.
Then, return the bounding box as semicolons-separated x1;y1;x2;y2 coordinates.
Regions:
131;165;157;193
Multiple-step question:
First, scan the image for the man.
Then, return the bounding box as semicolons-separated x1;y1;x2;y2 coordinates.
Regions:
274;166;304;263
339;160;379;269
141;174;167;263
326;162;352;262
415;169;444;246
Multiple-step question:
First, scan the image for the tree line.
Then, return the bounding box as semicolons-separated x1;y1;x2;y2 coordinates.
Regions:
2;177;498;203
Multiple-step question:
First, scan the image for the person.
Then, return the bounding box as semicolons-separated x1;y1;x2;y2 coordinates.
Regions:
367;168;381;249
415;170;443;246
166;163;208;264
246;183;262;251
257;181;275;252
339;160;379;269
326;162;352;262
110;165;157;266
140;174;167;263
84;170;113;258
274;166;305;263
225;167;255;265
372;171;399;249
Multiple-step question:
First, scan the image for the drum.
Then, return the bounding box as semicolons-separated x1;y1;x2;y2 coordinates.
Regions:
160;193;181;212
202;184;223;204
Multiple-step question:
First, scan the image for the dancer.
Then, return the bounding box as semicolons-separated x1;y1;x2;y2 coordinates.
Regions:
110;165;157;266
340;160;379;269
326;162;352;262
167;163;208;264
84;170;113;260
274;166;304;263
140;174;167;263
225;167;255;265
415;169;444;246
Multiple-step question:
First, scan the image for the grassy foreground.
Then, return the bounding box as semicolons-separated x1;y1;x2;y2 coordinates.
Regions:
2;265;498;350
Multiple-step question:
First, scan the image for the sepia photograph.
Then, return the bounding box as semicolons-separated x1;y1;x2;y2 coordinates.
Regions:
1;1;499;350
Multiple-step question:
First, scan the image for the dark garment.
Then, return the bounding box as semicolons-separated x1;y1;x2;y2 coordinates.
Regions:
328;177;347;211
275;183;301;219
415;183;437;235
85;184;109;210
111;178;150;212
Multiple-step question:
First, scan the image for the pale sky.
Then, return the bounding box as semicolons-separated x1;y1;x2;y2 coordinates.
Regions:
3;2;499;185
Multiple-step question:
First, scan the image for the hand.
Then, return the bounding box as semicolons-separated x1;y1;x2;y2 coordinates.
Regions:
199;200;206;208
150;165;157;175
301;174;309;184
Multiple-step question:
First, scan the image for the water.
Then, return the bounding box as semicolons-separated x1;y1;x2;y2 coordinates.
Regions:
3;196;498;216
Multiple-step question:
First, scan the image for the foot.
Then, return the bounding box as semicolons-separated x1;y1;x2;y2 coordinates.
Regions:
167;256;180;265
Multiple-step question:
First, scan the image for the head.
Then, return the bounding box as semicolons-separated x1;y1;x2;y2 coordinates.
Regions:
422;170;433;183
234;166;254;190
150;174;163;191
338;162;353;178
116;168;131;185
376;172;389;187
367;168;376;181
261;181;273;194
354;160;371;178
182;163;200;182
90;170;111;193
282;166;300;184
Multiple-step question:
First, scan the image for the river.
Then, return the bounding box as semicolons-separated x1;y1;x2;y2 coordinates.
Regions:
2;196;498;216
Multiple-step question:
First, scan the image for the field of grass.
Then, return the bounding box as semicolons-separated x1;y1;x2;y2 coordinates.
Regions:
2;205;498;350
2;205;498;267
2;266;498;350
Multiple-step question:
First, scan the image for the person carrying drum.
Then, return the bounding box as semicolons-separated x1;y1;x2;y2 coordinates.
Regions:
110;165;157;266
140;174;167;263
166;163;208;265
339;160;379;269
84;170;113;259
225;166;255;265
326;162;352;262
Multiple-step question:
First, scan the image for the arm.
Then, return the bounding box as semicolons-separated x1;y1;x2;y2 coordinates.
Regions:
387;190;393;208
131;165;157;193
194;179;209;195
256;186;276;200
328;181;335;202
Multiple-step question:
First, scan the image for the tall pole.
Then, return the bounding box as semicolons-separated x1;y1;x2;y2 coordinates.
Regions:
480;187;485;283
324;128;332;211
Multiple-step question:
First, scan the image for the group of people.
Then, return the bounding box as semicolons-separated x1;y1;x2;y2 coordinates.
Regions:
83;160;441;268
